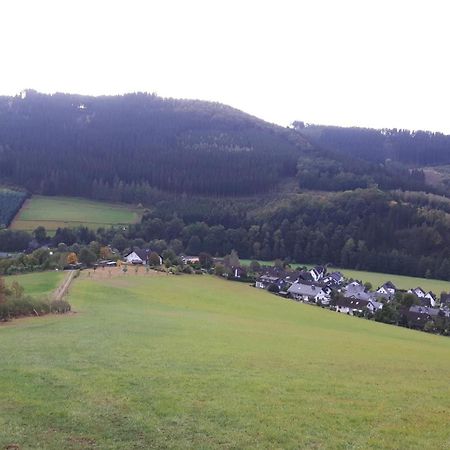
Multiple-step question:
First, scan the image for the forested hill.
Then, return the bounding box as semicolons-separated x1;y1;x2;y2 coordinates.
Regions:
0;90;313;197
294;121;450;166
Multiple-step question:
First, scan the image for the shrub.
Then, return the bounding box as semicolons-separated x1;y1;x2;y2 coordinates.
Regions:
0;295;51;321
50;300;71;314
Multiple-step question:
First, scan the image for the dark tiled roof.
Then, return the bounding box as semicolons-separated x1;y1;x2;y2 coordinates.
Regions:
334;297;370;309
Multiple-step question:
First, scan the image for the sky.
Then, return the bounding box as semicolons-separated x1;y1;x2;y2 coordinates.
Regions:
1;0;449;133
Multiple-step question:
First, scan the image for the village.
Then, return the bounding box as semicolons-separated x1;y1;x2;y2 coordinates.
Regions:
247;264;450;331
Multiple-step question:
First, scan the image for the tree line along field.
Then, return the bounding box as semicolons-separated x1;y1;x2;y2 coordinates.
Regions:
0;188;27;228
1;273;450;449
9;195;144;232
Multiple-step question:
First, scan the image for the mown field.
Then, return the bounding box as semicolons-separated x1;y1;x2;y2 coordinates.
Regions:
10;195;143;232
5;271;65;296
330;267;450;294
1;273;450;449
240;259;450;293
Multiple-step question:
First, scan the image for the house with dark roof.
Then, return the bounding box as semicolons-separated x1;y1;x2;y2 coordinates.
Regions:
255;275;284;290
333;297;369;315
125;248;162;265
408;287;427;298
343;282;376;302
376;281;396;296
125;249;149;264
407;287;436;307
333;297;382;315
323;271;344;286
310;265;326;282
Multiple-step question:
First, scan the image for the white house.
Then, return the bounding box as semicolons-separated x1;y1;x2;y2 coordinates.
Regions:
376;281;396;296
287;282;330;304
125;249;162;265
408;287;426;298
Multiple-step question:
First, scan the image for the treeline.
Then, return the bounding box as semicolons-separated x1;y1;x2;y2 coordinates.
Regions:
0;91;309;197
3;189;450;281
0;189;27;228
295;122;450;165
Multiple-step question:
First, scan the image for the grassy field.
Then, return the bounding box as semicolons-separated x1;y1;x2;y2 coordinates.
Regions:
240;259;450;293
10;195;143;232
1;274;450;449
5;271;65;296
330;267;450;294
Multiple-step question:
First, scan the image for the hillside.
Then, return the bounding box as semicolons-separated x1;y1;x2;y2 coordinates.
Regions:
0;91;312;197
1;274;449;449
295;121;450;166
0;91;428;201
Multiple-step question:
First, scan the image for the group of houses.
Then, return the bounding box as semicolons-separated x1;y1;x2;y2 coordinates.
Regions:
252;265;450;329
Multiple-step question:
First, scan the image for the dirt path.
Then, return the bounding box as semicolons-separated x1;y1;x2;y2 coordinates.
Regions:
52;270;76;301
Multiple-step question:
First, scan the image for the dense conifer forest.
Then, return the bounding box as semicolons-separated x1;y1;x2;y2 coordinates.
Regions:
0;91;429;200
0;189;27;228
0;91;313;197
295;121;450;166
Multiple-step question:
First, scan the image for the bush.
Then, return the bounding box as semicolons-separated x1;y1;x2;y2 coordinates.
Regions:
50;299;71;314
0;295;52;321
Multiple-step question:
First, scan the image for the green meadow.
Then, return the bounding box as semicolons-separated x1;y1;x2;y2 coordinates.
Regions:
1;273;450;449
5;270;65;296
10;195;143;232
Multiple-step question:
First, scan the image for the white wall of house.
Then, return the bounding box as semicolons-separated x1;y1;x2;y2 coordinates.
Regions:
125;252;144;264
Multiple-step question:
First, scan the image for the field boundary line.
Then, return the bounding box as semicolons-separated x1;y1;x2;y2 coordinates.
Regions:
8;198;31;229
53;270;76;301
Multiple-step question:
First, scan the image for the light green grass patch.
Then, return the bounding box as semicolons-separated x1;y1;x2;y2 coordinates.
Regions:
5;271;65;296
1;274;450;449
329;267;450;293
10;195;143;232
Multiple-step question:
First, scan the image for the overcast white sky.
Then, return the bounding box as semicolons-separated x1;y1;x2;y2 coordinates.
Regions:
1;0;449;132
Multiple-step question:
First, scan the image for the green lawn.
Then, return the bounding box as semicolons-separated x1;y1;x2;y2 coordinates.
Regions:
1;274;450;449
5;271;65;296
329;267;450;294
240;259;450;293
10;195;143;232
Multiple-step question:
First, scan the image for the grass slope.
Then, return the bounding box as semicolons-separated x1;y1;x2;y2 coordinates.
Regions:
330;267;450;294
10;195;143;232
5;271;65;296
1;274;450;449
240;259;450;293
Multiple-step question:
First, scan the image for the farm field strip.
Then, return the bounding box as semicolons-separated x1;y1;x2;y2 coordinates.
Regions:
10;195;143;231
